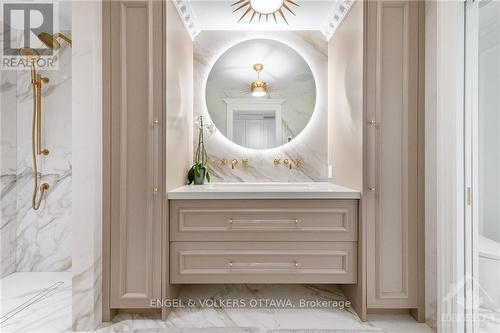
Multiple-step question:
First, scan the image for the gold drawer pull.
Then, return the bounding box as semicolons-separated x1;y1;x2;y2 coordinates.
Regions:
226;218;301;229
227;261;301;271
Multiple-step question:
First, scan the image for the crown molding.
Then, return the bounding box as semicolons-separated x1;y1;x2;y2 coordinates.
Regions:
321;0;354;41
172;0;199;40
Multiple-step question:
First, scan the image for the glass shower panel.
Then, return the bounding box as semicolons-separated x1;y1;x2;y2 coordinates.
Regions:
477;1;500;332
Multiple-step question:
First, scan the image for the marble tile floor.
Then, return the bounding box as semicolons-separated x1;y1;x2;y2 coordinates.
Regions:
0;280;435;333
0;272;72;333
97;285;434;333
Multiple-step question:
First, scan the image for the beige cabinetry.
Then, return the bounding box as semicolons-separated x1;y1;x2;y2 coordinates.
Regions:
108;0;164;308
364;0;424;312
169;199;359;285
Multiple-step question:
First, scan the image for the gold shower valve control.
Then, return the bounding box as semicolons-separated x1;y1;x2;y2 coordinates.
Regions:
41;149;49;156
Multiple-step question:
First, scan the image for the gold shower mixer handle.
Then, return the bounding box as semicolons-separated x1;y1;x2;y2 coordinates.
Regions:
41;77;49;84
40;149;49;156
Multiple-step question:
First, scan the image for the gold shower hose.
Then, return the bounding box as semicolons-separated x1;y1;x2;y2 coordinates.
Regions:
31;71;49;210
20;32;72;210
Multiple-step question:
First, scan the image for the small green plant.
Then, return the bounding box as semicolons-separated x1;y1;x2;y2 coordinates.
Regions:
188;116;211;185
187;161;210;185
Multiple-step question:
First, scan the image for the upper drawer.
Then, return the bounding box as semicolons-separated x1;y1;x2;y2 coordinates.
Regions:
170;199;358;242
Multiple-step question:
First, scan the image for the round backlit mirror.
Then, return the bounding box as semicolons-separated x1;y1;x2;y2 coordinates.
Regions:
205;39;316;150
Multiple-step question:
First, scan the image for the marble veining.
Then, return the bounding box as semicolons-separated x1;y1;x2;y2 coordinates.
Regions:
97;284;382;333
1;56;18;278
194;31;328;183
14;31;72;273
0;272;72;333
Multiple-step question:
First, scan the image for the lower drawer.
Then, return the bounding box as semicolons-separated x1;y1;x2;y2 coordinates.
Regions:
170;242;357;284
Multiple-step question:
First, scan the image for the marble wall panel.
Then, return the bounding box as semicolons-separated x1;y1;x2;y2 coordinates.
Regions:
194;31;328;182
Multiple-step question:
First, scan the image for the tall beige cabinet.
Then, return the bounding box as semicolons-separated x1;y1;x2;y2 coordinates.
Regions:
364;0;425;317
106;0;164;309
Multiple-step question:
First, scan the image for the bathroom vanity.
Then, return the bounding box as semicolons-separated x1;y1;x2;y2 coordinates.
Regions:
102;0;424;324
168;183;360;284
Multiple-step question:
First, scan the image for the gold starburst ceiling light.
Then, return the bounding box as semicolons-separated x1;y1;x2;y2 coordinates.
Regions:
232;0;299;24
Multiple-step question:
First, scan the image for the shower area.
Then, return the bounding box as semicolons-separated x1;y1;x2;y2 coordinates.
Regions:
0;2;72;331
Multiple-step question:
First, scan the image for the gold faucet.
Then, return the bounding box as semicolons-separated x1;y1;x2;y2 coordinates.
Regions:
283;159;292;169
231;159;238;169
273;158;281;166
293;159;302;168
241;159;249;168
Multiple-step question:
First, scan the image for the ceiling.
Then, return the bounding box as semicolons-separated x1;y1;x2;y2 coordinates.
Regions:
174;0;354;40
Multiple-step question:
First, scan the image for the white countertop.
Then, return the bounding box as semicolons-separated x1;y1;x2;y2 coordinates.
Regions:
167;182;360;200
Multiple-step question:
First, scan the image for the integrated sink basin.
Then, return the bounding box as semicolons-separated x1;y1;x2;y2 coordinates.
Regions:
168;182;360;200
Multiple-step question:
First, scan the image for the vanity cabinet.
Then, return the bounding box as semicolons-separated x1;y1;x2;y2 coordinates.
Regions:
107;0;164;308
364;0;424;311
169;198;359;285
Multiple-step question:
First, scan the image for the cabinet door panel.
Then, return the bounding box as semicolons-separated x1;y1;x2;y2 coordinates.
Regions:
109;0;163;308
366;0;420;308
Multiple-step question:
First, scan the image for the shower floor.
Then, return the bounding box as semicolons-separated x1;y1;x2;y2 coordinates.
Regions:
0;272;71;333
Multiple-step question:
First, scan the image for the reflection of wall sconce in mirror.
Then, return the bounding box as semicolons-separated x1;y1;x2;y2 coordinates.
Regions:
251;64;267;97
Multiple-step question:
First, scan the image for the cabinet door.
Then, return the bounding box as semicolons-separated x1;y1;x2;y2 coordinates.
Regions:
109;0;163;308
365;0;421;308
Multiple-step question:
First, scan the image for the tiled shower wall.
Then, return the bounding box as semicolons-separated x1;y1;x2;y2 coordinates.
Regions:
0;26;72;275
1;66;18;278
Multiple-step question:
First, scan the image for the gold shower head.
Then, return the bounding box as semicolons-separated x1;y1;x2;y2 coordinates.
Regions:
19;47;40;62
37;32;72;49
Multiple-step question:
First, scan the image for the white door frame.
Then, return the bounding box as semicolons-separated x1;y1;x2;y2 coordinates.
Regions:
223;98;284;144
464;1;480;332
435;2;467;332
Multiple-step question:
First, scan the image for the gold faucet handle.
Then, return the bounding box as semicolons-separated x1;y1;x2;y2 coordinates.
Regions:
293;159;302;168
273;158;281;166
283;159;292;169
231;159;238;169
221;158;228;166
242;159;249;167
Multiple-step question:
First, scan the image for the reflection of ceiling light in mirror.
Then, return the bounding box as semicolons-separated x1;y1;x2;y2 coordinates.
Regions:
231;0;298;24
251;63;267;97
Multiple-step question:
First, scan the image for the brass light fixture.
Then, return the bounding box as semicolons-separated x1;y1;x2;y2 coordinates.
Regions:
232;0;299;24
250;64;267;97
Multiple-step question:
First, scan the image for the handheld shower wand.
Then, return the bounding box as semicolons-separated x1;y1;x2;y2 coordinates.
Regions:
19;48;50;210
19;32;72;210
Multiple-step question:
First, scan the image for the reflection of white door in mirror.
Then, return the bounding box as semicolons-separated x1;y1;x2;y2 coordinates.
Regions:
233;113;276;149
224;98;284;149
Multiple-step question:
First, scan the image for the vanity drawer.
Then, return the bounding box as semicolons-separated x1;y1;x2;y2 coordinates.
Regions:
170;241;357;284
169;200;358;242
